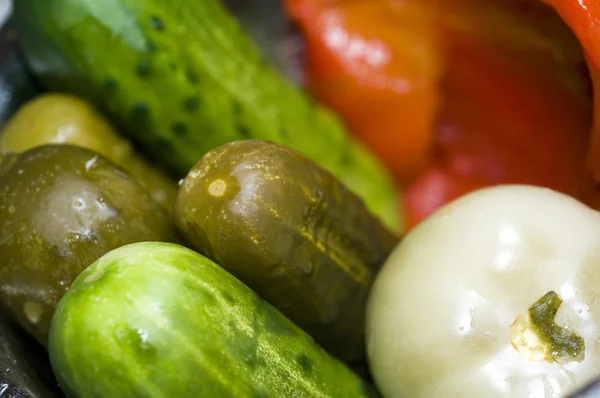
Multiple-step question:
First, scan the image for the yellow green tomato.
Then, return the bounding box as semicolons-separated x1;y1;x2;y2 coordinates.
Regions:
366;185;600;398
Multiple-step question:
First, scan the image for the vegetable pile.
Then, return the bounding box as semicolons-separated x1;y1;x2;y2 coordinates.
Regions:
1;0;600;397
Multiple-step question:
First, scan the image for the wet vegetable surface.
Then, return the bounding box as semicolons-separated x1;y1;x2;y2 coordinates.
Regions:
48;242;379;398
175;140;397;363
367;185;600;398
0;93;178;211
0;144;178;346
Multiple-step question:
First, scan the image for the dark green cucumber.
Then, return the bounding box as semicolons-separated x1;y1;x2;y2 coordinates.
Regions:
12;0;402;233
49;242;379;398
0;18;43;127
175;140;398;364
0;312;61;397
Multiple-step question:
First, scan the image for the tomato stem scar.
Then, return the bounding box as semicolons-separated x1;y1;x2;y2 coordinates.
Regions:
510;291;584;363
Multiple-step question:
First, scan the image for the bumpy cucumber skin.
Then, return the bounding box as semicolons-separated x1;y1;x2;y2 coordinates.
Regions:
12;0;402;233
175;140;398;364
48;242;379;398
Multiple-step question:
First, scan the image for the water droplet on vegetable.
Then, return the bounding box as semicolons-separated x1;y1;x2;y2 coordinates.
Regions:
469;308;476;328
139;330;148;342
132;328;157;357
7;205;14;214
85;156;98;171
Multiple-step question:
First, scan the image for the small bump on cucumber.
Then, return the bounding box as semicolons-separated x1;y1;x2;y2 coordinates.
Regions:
171;122;188;137
222;292;235;305
186;70;200;85
146;41;157;52
155;138;173;152
104;77;117;90
183;97;199;113
148;15;165;31
297;354;313;374
137;60;151;77
238;125;251;138
132;101;149;114
226;320;261;366
131;102;151;129
232;100;243;115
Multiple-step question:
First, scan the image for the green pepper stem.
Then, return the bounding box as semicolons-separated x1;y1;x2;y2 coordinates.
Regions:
510;291;584;363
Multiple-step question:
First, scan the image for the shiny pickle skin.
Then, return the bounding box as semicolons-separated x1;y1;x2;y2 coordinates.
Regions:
0;94;178;211
0;144;178;346
175;140;399;363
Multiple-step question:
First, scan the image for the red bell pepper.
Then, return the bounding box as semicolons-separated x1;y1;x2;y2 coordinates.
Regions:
541;0;600;182
406;25;594;227
285;0;443;183
285;0;598;229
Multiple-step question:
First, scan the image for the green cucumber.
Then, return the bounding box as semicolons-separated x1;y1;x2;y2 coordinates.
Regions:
49;242;379;398
175;140;398;364
12;0;402;233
